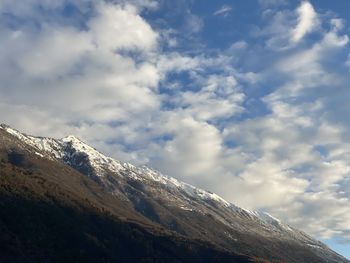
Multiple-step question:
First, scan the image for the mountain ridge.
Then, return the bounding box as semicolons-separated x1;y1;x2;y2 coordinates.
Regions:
0;123;348;263
0;124;299;230
0;127;252;262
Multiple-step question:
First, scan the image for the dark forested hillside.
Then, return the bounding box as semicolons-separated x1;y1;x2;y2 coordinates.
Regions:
0;125;348;263
0;137;253;263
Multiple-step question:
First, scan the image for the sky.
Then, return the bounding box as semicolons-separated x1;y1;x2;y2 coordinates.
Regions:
0;0;349;259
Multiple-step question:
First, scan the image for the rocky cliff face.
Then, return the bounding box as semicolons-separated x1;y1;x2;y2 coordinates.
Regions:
0;124;348;263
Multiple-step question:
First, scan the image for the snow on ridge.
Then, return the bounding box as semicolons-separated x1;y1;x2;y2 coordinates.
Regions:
0;125;121;172
135;165;232;208
256;211;293;231
0;125;51;154
61;135;125;174
1;124;233;210
133;166;292;230
1;124;287;229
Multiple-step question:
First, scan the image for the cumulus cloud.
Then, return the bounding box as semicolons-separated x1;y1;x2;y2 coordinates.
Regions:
89;3;158;51
0;1;160;126
17;28;93;77
154;115;223;178
219;5;350;242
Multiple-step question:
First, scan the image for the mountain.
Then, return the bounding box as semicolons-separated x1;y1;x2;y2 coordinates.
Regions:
0;124;348;263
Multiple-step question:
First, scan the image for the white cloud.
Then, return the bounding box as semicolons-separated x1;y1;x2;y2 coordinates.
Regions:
178;75;244;121
89;3;158;52
157;53;201;75
154;115;223;179
257;1;319;50
17;28;93;77
291;1;318;43
185;13;203;33
213;5;232;17
0;1;161;125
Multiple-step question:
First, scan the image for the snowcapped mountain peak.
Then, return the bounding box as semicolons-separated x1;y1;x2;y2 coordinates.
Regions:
62;135;82;142
61;135;125;176
1;124;25;138
61;134;99;156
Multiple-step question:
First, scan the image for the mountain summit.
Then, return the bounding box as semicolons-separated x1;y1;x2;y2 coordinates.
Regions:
0;124;348;263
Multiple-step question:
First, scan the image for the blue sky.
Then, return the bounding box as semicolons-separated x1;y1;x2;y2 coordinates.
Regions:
0;0;349;258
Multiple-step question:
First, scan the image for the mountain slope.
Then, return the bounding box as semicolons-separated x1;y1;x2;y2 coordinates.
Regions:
0;124;348;263
0;126;254;263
